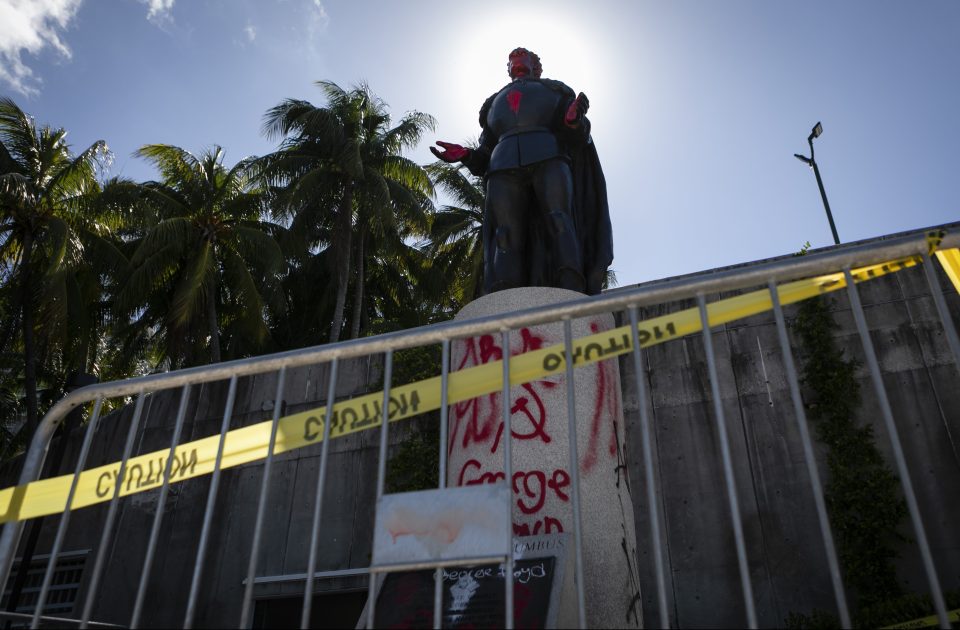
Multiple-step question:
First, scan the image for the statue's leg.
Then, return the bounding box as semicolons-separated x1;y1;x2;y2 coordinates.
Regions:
485;171;528;292
532;159;586;293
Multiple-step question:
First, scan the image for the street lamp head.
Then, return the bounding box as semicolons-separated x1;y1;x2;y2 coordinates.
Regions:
794;153;812;166
809;121;823;141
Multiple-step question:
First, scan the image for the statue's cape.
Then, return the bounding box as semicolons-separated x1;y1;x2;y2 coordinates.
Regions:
571;135;614;295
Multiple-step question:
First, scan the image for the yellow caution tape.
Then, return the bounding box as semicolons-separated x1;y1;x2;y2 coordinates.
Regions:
935;248;960;295
881;606;960;628
0;253;933;524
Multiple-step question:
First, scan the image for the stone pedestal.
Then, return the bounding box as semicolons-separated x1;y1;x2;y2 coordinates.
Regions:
448;288;642;628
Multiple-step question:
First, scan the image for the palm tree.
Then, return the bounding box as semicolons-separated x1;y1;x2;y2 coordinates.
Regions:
0;97;118;434
357;215;438;334
423;161;486;310
260;81;435;343
116;145;285;367
348;167;435;338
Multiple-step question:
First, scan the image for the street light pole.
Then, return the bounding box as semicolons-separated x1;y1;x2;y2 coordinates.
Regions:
794;121;840;246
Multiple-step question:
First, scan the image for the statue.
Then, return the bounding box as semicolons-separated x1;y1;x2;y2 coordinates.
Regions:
432;47;613;296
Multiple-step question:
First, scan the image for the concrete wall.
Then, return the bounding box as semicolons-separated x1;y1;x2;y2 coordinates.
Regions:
619;258;960;627
3;242;959;628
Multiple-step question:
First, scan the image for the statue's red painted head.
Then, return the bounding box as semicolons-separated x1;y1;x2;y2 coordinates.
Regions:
508;47;542;79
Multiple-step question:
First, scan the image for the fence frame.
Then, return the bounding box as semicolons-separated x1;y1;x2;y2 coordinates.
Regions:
1;227;958;629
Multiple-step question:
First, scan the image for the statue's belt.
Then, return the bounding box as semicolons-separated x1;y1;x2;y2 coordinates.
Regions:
497;126;551;140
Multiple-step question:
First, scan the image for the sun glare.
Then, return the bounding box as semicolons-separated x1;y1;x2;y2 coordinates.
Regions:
445;6;615;140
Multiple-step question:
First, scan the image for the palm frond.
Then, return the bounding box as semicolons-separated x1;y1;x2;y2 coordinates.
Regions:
93;177;149;230
46;139;109;201
74;226;129;280
384;155;434;196
0;137;24;178
262;99;348;149
130;217;194;266
337;138;363;179
0;172;31;205
425;161;484;209
0;97;39;165
220;247;269;348
169;240;214;328
358;167;392;226
40;216;69;273
115;245;178;314
383;112;436;152
227;224;285;274
136;144;202;191
136;182;191;218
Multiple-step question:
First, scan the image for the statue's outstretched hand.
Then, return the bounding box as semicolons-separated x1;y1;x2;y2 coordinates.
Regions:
564;92;590;127
430;141;470;163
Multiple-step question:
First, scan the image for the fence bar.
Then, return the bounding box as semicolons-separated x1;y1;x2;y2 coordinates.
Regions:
434;339;450;629
843;268;951;629
2;610;122;628
367;350;393;630
251;567;370;584
922;253;960;373
184;376;239;629
562;318;588;629
239;367;288;629
80;391;147;628
627;306;670;628
767;281;851;628
375;350;394;501
300;359;340;629
696;293;758;628
371;555;515;573
130;384;193;628
30;396;104;628
439;339;450;488
501;329;515;630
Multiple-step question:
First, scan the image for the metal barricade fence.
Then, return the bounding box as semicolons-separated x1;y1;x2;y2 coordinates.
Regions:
0;229;957;629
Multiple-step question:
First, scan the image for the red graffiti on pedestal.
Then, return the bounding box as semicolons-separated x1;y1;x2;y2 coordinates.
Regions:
449;328;556;456
581;321;622;473
450;320;622;532
458;458;569;534
512;517;564;537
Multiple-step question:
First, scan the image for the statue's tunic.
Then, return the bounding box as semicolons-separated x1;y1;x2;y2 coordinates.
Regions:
485;78;567;172
466;78;581;177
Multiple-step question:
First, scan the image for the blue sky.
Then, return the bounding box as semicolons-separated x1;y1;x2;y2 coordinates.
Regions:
2;0;958;287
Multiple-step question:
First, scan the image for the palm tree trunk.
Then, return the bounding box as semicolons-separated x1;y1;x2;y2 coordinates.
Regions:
349;227;365;340
20;229;39;436
0;310;18;363
329;185;354;343
207;278;221;363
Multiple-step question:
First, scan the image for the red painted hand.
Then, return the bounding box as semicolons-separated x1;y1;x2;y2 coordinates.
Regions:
430;141;470;163
564;92;590;127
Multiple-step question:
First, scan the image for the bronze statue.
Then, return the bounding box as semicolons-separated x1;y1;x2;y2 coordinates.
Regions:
432;47;612;296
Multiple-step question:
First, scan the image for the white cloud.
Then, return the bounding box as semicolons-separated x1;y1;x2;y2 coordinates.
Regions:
303;0;329;49
141;0;174;25
244;24;256;43
0;0;83;97
310;0;329;29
